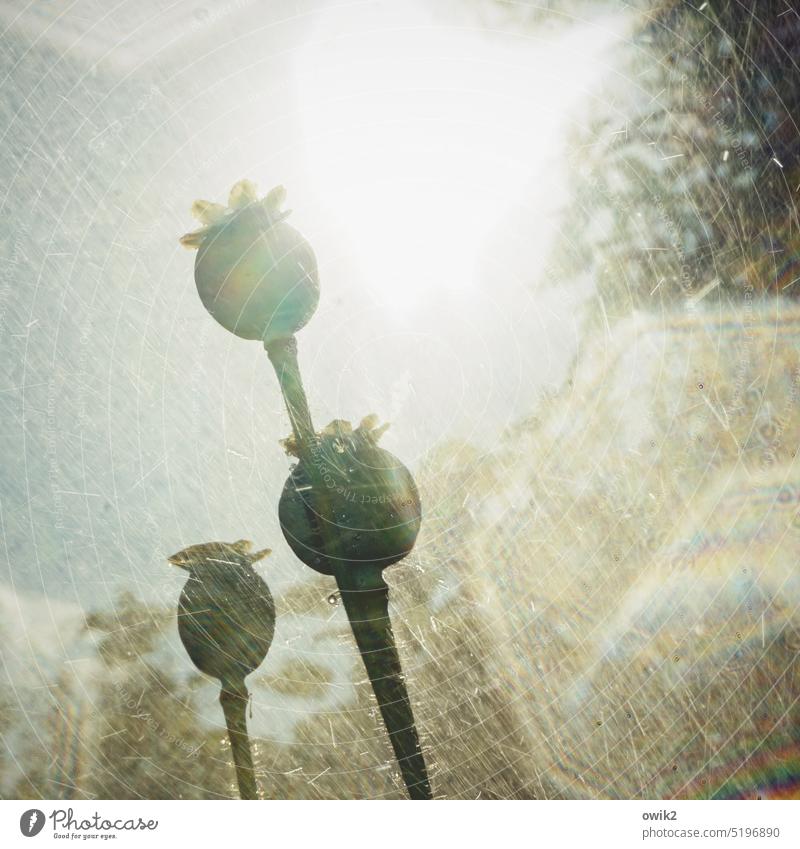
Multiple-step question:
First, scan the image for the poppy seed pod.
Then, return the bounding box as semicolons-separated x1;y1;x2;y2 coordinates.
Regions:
278;417;422;576
168;539;274;800
168;539;275;686
180;180;320;344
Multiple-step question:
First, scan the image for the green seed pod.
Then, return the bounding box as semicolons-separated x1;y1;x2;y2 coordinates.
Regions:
180;180;319;344
278;418;421;575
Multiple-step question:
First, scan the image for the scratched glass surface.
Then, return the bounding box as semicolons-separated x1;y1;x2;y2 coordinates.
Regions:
1;0;799;799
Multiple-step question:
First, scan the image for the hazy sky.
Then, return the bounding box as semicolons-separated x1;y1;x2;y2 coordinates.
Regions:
0;0;629;607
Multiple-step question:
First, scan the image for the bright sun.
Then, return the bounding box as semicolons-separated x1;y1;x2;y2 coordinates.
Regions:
292;3;625;311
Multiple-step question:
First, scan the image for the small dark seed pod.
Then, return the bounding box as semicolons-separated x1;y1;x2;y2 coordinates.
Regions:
168;539;275;685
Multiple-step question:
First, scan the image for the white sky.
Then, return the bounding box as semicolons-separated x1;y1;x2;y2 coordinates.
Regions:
0;0;632;602
237;1;632;463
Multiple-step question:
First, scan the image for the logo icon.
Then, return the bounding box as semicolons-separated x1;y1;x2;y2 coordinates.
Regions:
19;810;45;837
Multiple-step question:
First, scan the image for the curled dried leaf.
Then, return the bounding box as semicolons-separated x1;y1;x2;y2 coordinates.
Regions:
228;179;258;209
263;185;286;212
321;419;353;439
191;199;226;225
358;413;379;431
179;229;207;249
279;415;389;457
280;433;301;458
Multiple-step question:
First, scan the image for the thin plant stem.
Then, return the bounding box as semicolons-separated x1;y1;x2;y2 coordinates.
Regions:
264;336;317;459
336;569;432;800
219;680;258;800
265;335;433;799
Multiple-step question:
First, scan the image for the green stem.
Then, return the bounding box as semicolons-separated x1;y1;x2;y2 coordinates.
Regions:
264;336;316;460
266;336;431;798
336;568;432;800
266;336;333;571
219;680;258;800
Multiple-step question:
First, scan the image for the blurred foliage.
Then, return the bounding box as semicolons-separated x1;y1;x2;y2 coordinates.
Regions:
530;0;800;314
82;594;233;799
